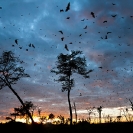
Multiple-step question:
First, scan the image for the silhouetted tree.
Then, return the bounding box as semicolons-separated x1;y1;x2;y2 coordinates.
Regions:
86;106;95;123
39;116;47;124
6;116;15;122
51;50;93;125
0;51;34;123
38;107;42;117
97;106;102;123
12;101;35;123
122;107;133;122
57;115;65;124
116;115;122;122
73;102;77;123
129;99;133;111
10;108;20;121
48;113;55;123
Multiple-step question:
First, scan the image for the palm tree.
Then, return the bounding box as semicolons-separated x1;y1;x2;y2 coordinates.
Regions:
51;50;93;125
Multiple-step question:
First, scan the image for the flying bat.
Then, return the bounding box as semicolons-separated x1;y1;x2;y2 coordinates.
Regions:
91;12;95;18
83;25;87;29
107;32;112;34
81;19;85;21
64;44;69;51
111;15;117;17
65;2;70;12
29;43;32;47
66;17;70;19
98;67;102;69
32;44;35;48
59;30;63;34
60;9;64;12
61;37;64;41
103;20;107;23
15;39;18;44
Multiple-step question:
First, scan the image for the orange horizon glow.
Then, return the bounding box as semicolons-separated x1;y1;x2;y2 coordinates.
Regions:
1;106;133;124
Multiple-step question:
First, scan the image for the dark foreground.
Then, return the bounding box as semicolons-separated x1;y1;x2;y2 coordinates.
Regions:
0;121;133;133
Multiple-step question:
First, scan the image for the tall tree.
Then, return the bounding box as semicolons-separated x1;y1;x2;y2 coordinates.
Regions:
0;51;34;123
51;50;93;125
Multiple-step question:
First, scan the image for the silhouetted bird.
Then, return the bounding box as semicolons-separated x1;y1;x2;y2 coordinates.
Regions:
107;32;112;34
81;19;85;21
111;15;117;17
61;37;64;41
60;9;64;12
112;3;116;5
65;2;70;12
66;17;70;19
29;43;32;47
64;44;69;51
32;44;35;48
91;12;95;18
83;25;87;29
15;39;18;44
103;20;107;23
98;67;102;69
59;30;63;34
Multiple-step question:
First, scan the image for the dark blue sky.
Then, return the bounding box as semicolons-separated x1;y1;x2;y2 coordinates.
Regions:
0;0;133;122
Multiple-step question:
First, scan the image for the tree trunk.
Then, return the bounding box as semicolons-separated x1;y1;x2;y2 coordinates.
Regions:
68;90;72;125
8;85;34;124
73;102;77;123
99;112;101;123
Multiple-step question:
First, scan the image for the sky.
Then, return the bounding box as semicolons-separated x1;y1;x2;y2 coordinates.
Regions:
0;0;133;123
